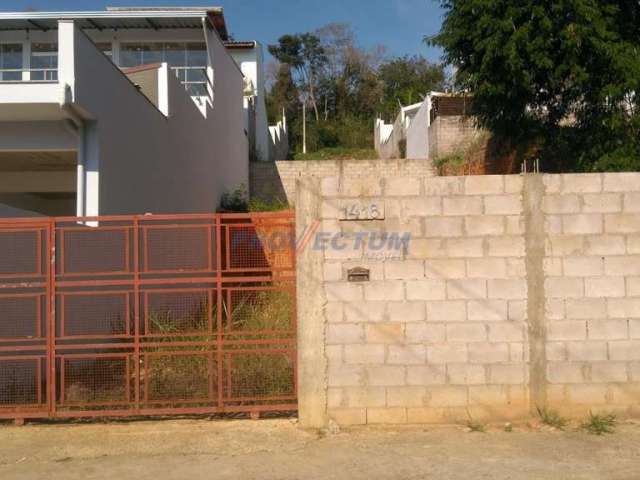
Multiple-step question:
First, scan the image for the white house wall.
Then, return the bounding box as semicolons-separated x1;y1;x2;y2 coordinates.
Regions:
406;97;431;159
66;21;247;216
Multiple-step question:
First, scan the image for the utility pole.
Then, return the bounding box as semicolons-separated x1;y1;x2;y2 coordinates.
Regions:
302;101;307;154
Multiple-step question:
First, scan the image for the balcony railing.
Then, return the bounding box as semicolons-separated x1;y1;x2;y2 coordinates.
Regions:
0;68;58;82
170;66;209;97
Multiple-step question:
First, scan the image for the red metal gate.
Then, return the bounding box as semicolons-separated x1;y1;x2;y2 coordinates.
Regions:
0;212;296;420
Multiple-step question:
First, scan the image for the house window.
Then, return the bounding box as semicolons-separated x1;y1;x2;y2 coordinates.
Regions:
94;42;113;59
0;43;23;81
30;43;58;81
119;42;208;96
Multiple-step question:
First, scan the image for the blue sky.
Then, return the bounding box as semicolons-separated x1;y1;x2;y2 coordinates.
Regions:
1;0;444;62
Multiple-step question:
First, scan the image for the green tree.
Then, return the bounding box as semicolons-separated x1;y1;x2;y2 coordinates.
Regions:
429;0;640;171
378;55;446;120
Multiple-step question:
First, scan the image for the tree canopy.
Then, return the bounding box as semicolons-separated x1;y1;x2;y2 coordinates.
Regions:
429;0;640;171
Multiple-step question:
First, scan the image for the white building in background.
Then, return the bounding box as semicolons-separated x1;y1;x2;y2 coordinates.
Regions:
0;7;252;218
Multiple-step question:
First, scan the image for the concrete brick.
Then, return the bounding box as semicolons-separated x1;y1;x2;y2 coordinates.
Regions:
428;386;468;407
424;217;464;237
563;257;604;277
608;299;640;318
425;259;466;279
487;236;526;257
591;363;628;383
506;258;526;277
338;387;387;407
546;343;567;361
467;259;507;279
547;363;586;384
427;344;468;364
325;282;363;301
630;363;640;381
627;278;640;297
364;281;405;301
488;322;524;342
446;323;487;342
406;279;446;300
329;408;367;425
325;302;344;323
446;238;484;258
608;383;640;405
327;324;364;345
565;298;606;319
542;174;562;194
546;298;566;320
344;345;386;364
465;216;505;236
566;342;608;361
543;194;580;214
566;384;608;404
508;301;527;321
505;175;523;194
443;196;484;216
384;260;424;280
447;364;486;385
543;258;563;276
547;321;587;341
365;323;404;344
505;215;525;235
407;365;447;385
545;215;562;234
367;407;407;424
405;322;446;343
386;302;425;322
584;235;626;255
403;197;441;216
488;279;527;299
386;386;428;407
562;214;603;235
582;193;622;213
584;277;625;298
328;364;365;386
464;175;504;195
366;365;406;386
468;343;510;363
467;299;508;322
561;173;602;193
509;342;526;362
623;192;640;212
545;278;584;298
631;319;640;339
321;176;340;197
340;177;383;197
324;262;343;281
408;238;445;259
605;214;640;233
608;341;640;361
604;256;640;276
343;302;385;323
427;301;467;322
468;385;509;405
488;365;526;385
484;195;521;215
447;279;486;299
423;176;464;196
387;344;427;364
629;236;640;254
385;177;421;196
545;235;585;256
603;172;640;192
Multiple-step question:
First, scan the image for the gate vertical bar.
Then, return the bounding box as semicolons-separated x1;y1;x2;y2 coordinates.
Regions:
215;214;224;409
133;217;141;413
47;218;56;417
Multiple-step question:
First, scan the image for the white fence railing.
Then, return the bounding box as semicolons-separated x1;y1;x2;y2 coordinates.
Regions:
0;68;58;82
170;66;209;97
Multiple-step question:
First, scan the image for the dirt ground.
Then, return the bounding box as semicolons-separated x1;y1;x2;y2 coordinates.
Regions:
1;417;640;480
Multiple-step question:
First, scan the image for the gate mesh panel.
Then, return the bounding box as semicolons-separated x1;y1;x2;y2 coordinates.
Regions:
145;354;212;401
0;296;40;338
225;352;294;399
62;229;129;274
227;290;292;332
62;294;129;337
0;230;39;275
145;227;210;271
0;359;40;406
62;357;128;405
146;291;212;334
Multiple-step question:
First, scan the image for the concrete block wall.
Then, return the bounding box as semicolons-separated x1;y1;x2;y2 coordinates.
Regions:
428;116;482;160
250;160;435;205
541;173;640;416
295;166;640;427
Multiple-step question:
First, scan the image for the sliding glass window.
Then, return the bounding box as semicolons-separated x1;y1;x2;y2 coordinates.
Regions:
30;43;58;81
0;44;23;81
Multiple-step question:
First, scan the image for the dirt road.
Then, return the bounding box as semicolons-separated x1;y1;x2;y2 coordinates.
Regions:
1;418;639;479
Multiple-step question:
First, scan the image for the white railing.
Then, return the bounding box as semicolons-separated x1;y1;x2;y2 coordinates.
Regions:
0;68;58;82
170;66;210;97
